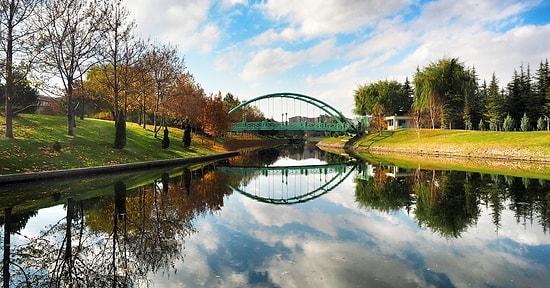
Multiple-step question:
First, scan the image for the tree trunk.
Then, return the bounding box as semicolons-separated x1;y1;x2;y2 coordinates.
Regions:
3;208;12;288
67;78;75;136
4;3;14;138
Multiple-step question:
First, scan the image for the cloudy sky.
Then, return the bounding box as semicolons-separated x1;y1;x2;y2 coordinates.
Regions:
124;0;550;118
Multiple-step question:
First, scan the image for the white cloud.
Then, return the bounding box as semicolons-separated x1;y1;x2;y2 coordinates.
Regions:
123;0;550;116
240;48;303;81
125;0;220;53
254;0;410;43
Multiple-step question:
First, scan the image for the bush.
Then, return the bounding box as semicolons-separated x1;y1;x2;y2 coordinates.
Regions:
162;127;170;149
183;121;191;148
478;119;484;131
537;117;544;131
114;111;126;149
503;114;514;131
520;113;530;131
52;141;61;152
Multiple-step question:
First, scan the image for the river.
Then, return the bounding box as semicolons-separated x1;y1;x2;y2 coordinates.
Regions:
1;143;549;287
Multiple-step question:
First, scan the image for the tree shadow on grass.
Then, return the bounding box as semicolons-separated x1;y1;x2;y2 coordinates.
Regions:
343;130;394;158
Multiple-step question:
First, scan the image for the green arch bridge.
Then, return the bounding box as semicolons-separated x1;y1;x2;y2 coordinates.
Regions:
217;163;356;205
228;92;356;133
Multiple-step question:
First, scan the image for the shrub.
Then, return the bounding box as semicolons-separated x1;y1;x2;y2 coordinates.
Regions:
503;114;514;131
183;122;191;148
162;127;170;149
520;113;530;131
537;117;544;131
478;119;484;131
52;141;61;152
114;111;126;149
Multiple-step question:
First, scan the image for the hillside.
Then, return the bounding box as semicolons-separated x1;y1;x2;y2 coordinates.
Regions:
318;129;550;179
321;129;550;161
0;114;228;174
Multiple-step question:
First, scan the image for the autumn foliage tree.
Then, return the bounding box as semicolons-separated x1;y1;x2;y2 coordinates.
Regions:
370;103;387;135
201;92;231;141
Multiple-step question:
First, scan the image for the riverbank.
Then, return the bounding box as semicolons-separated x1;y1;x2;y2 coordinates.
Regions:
317;129;550;179
318;128;550;162
1;114;235;174
0;151;239;185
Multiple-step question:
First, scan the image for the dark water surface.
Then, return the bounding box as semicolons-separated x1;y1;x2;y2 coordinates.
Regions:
1;144;550;287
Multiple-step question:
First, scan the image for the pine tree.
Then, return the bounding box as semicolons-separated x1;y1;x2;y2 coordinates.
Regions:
520;113;530;131
503;114;514;131
183;119;192;148
484;74;504;131
534;59;550;118
162;127;170;149
505;69;524;122
114;110;126;149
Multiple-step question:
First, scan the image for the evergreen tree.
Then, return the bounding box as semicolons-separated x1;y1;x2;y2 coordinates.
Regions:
477;80;488;130
534;59;550;117
183;119;191;148
505;65;533;125
522;65;540;128
463;67;480;130
520;113;530;131
114;110;126;149
402;77;414;112
162;126;170;149
503;114;514;131
537;117;545;131
484;74;504;131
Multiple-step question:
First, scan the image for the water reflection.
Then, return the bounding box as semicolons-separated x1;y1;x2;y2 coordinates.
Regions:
218;164;355;205
1;146;549;287
0;163;237;287
354;164;550;237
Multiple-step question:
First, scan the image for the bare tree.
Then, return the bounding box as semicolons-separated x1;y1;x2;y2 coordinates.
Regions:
0;0;45;138
39;0;106;136
143;44;185;137
96;0;144;148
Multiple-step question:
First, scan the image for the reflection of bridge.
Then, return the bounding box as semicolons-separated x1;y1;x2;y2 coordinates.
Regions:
228;92;355;132
217;163;356;205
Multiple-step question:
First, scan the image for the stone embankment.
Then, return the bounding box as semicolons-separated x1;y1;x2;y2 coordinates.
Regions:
0;152;239;185
317;140;550;163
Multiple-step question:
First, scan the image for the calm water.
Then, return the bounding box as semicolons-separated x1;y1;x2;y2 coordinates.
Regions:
1;144;550;287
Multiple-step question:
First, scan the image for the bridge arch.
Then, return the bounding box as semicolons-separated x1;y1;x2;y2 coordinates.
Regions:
228;92;355;132
218;163;357;205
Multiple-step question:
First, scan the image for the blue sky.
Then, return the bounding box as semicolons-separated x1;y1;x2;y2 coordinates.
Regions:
125;0;550;118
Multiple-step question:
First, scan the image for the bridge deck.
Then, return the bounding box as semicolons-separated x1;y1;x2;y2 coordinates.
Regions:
231;121;350;132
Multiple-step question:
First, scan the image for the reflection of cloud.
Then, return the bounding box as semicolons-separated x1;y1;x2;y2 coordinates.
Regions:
149;172;550;287
14;205;65;243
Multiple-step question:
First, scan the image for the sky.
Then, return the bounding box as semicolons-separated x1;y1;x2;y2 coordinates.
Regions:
124;0;550;118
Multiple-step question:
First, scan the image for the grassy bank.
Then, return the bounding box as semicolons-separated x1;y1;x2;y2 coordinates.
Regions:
0;114;229;174
321;128;550;161
318;129;550;179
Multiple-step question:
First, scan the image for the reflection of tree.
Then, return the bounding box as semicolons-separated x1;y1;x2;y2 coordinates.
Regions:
1;208;37;288
323;151;352;165
478;174;507;233
354;165;414;213
8;163;237;286
414;170;480;238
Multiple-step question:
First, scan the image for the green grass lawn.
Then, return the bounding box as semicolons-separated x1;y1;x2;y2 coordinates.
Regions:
353;129;550;160
0;114;227;174
318;128;550;179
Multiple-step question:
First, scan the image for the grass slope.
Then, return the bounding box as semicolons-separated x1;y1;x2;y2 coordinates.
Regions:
0;114;227;174
340;129;550;160
319;129;550;179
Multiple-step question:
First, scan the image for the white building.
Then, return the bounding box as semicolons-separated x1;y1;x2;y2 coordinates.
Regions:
385;115;412;130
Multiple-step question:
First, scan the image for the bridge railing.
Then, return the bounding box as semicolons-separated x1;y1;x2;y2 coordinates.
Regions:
231;121;350;132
